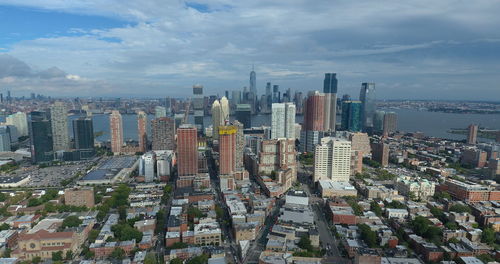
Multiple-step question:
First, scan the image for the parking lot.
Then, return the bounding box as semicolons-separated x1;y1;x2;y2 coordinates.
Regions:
11;160;96;187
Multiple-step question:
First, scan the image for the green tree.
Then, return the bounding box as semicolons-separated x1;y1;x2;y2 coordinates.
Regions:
144;252;156;264
52;251;63;261
370;201;382;217
65;250;73;260
186;254;209;264
109;248;125;260
449;204;471;214
358;224;377;248
2;248;12;258
32;257;42;264
168;242;188;249
481;227;495;244
477;253;494;264
0;223;10;231
0;192;7;202
62;215;83;228
297;236;313;251
118;205;127;221
170;258;183;264
111;223;143;242
385;200;406;209
88;229;99;243
187;206;204;220
445;222;458;230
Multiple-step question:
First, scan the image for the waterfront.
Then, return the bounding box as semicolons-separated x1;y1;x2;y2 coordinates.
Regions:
70;108;500;143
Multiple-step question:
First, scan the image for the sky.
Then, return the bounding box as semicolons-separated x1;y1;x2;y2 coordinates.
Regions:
0;1;500;100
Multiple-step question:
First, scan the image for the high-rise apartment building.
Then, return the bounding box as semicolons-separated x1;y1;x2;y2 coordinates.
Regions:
177;124;198;176
220;96;230;122
234;121;245;170
341;101;362;132
258;138;297;191
155;106;167;118
323;73;338;132
137;111;147;153
300;91;325;152
382;112;397;136
50;102;70;151
235;104;252;128
72;117;95;159
359;82;376;132
373;111;386;133
193;84;204;133
219;125;237;175
467;124;478;145
313;137;351;182
151;117;175;151
29;111;54;163
139;152;156;182
6;112;28;136
110;110;123;154
371;142;389;167
0;127;11;152
271;103;296;139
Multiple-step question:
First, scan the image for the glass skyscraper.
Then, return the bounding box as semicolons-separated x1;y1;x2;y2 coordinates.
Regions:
359;82;376;131
29;111;54;163
341;101;362;132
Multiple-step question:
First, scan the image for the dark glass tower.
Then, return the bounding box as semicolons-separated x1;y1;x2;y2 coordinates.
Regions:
341;101;362;132
323;73;338;93
235;104;252;128
73;117;95;159
359;82;376;132
192;84;204;133
29;111;54;163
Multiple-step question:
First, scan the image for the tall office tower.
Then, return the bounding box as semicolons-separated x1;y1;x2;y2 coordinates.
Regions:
258;138;297;190
155;106;167;118
250;67;257;96
6;112;28;136
272;85;280;103
323;73;338;132
359;82;376;132
72;117;95;158
177;124;198;176
265;82;272;109
6;91;11;102
29;111;54;163
140;152;156;182
271;103;296;139
219;125;237;175
110;110;123;154
231;90;241;106
234;121;244;170
0;93;3;103
164;97;172;114
220;96;230;122
467;124;479;145
373;111;386;133
192;84;204;133
50;102;70;151
382;112;397;136
313;137;351;182
0;127;11;151
340;101;362;132
137;111;148;153
371;142;389;167
235;104;252;128
300;91;326;152
212;100;222;139
151;117;175;151
293;92;304;114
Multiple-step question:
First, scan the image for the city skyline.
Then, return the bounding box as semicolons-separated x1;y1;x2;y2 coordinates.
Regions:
0;1;499;100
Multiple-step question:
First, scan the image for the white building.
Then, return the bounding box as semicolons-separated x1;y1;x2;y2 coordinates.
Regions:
156;151;173;178
271;103;296;139
139;152;156;182
50;102;70;151
395;176;436;201
385;208;408;219
314;137;351;182
6;112;28;136
155;106;167;118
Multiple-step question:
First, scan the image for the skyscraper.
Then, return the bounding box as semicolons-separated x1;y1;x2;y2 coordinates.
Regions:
29;111;54;163
193;84;204;133
467;124;478;145
235;104;252;128
110;110;123;154
177;124;198;176
341;101;362;132
382;112;397;136
220;96;230;123
359;82;376;132
272;85;280;103
5;112;28;136
72;117;95;159
151;117;175;151
234;121;244;170
313;137;351;182
212;100;222;140
300;91;326;152
50;102;70;151
323;73;338;132
271;103;296;139
373;110;386;133
219;125;237;175
0;127;11;152
155;106;167;118
137;111;147;153
250;67;257;96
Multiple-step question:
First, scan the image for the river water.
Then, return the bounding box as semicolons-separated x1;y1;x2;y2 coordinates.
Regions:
69;109;500;143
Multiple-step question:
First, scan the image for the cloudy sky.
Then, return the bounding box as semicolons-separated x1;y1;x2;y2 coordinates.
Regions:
1;1;500;100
